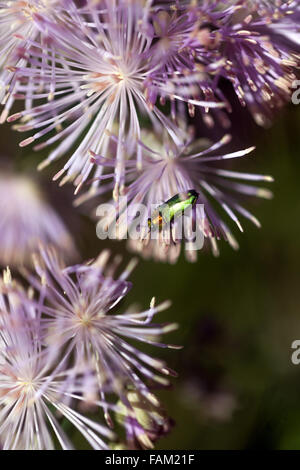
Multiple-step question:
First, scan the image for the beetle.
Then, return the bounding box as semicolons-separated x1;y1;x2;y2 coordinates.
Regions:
148;190;199;231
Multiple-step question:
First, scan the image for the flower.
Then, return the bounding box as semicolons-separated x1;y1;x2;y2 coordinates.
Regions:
22;246;179;425
147;4;229;127
257;1;300;50
150;7;200;72
0;271;114;450
151;1;300;127
0;0;64;123
195;1;300;126
115;389;174;449
7;0;222;193
91;130;273;263
0;171;76;267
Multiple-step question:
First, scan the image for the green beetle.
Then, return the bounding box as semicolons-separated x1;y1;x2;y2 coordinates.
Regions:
148;190;199;231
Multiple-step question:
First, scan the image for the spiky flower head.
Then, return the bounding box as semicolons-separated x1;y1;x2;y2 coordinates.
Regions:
91;130;273;263
115;389;174;449
193;0;300;126
0;271;114;449
0;0;67;123
150;0;300;127
22;246;179;426
0;171;76;267
7;0;222;193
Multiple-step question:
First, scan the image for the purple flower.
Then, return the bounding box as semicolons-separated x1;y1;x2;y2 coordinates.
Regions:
7;0;222;193
147;5;229;127
0;271;114;450
150;6;206;73
150;1;299;126
115;390;174;449
0;0;66;124
195;1;300;126
0;172;76;267
91;131;273;263
22;246;179;426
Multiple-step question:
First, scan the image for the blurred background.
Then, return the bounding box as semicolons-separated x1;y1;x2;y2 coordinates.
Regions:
1;99;300;450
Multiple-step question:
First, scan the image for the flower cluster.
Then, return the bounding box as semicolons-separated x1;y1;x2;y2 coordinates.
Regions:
0;0;298;450
1;0;297;262
0;247;178;449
